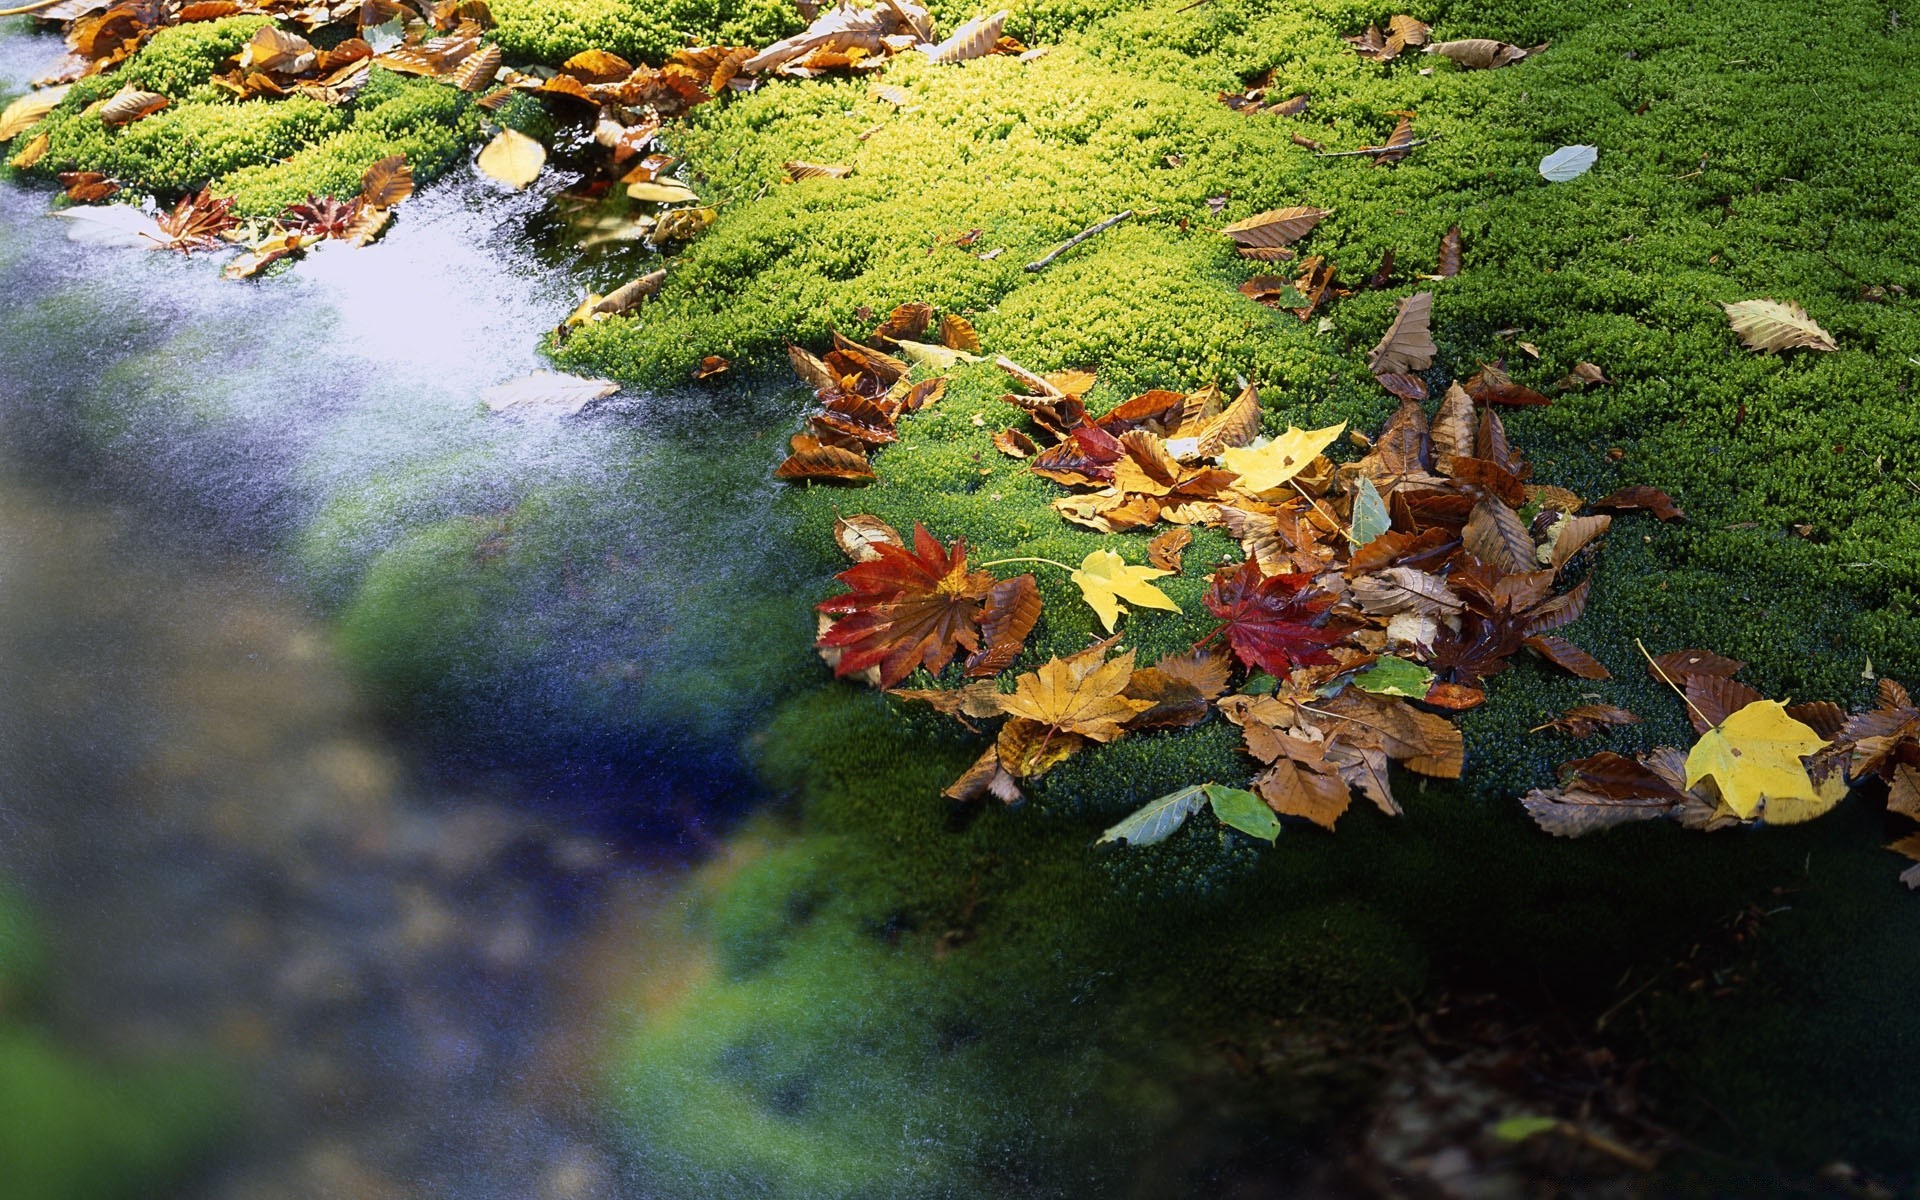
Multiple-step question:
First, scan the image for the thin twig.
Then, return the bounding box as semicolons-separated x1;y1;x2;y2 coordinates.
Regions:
1315;137;1441;158
0;0;68;15
1634;637;1715;730
1024;210;1132;273
1174;0;1217;11
976;555;1073;572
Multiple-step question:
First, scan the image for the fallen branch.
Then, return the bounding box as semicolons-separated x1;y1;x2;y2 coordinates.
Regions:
1314;137;1442;158
1024;210;1132;273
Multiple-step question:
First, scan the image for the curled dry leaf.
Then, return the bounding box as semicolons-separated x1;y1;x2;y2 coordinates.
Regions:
1722;298;1838;353
1147;526;1192;572
692;354;730;380
992;428;1037;457
1424;38;1535;69
922;10;1008;64
1435;225;1462;276
476;129;546;189
776;442;874;483
1463;361;1551;406
9;132;49;169
99;87;168;126
58;170;118;202
939;312;981;352
1592;486;1685;521
1367;291;1435;375
1539;703;1642;738
0;85;70;142
451;43;502;92
833;514;904;562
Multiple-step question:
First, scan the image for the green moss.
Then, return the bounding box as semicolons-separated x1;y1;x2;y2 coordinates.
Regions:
216;71;480;212
48;97;346;196
118;15;273;98
594;0;1920;1186
488;0;802;66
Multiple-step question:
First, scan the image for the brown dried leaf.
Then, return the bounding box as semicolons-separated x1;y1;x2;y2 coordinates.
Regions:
1723;298;1838;353
939;312;981;352
992;428;1038;458
1221;205;1329;251
1367;291;1435;375
923;9;1008;64
99;87;168;126
964;573;1042;677
1424;38;1533;69
833;514;903;561
1463;496;1534;574
1463;361;1552;406
1525;634;1610;679
869;301;932;345
784;159;851;181
1147;526;1192;572
1592;486;1685;521
775;442;874;483
359;154;413;207
1547;512;1610;573
1435;225;1461;276
1541;703;1642;738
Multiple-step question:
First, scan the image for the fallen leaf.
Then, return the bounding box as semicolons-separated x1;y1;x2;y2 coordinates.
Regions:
1367;292;1435;375
1001;644;1153;740
1463;361;1551;406
560;48;633;82
1722;298;1838;353
1424;38;1534;69
1219;423;1346;496
1539;144;1598;181
965;573;1042;676
8;132;49;169
1098;784;1207;846
922;10;1008;64
1685;699;1842;823
1540;703;1643;737
1221;205;1330;254
1147;526;1192;572
1354;654;1434;698
477;129;546;189
480;371;617;415
1203;560;1346;675
1592;486;1685;521
783;160;850;181
833;514;903;561
1435;224;1461;276
1349;476;1391;546
57;170;118;202
939;312;981;352
775;441;874;483
1070;548;1180;632
992;428;1037;457
815;523;1002;686
892;339;982;371
359;154;414;207
99;86;168;126
1206;783;1281;843
692;354;730;380
0;85;71;141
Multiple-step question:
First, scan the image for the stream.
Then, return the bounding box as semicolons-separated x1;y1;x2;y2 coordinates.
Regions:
0;23;769;1198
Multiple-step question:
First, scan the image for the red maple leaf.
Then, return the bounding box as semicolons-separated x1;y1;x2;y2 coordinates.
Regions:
1201;560;1347;675
817;524;1018;687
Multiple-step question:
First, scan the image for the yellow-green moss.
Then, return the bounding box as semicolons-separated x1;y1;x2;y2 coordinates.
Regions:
488;0;802;66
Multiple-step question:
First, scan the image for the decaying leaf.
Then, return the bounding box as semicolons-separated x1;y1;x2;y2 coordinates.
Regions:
1147;526;1192;572
833;514;903;561
1434;225;1461;276
476;128;546;189
692;354;730;379
1722;298;1838;353
1424;38;1537;69
1367;292;1435;375
775;442;875;483
783;160;851;181
1592;486;1684;522
1538;703;1642;738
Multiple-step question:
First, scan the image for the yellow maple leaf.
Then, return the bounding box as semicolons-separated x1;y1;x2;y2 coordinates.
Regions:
1069;549;1180;633
1684;699;1844;823
1219;422;1346;496
999;645;1153;742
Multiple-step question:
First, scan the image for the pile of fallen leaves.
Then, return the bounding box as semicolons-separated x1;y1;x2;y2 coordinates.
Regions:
790;293;1692;836
1528;659;1920;887
786;284;1913;880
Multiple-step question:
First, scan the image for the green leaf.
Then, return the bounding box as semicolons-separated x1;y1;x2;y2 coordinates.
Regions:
1492;1115;1561;1142
1239;671;1279;695
1354;654;1434;698
1350;476;1390;546
1204;784;1280;844
1097;785;1206;846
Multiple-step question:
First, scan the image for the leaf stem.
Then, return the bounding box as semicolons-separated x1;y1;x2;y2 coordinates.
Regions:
1634;637;1717;730
977;555;1074;572
1314;136;1442;159
0;0;66;15
1289;478;1353;542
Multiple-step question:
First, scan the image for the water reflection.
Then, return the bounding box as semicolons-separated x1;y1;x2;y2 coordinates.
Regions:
0;469;686;1199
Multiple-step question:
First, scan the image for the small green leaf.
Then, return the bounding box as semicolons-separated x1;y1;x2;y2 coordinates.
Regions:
1354;654;1434;698
1239;671;1279;695
1493;1115;1561;1142
1205;784;1281;844
1097;785;1207;846
1350;476;1390;546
